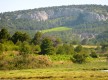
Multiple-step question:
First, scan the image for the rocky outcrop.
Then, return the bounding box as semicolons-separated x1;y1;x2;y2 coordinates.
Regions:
16;11;48;21
15;7;108;22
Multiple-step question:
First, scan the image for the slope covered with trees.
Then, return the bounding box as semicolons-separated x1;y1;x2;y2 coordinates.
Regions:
0;5;108;43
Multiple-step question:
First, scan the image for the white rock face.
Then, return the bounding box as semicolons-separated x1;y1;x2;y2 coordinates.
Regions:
16;11;48;21
30;11;48;21
15;8;108;21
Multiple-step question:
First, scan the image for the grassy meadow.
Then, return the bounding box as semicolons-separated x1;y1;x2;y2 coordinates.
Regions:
0;54;108;80
41;27;72;33
0;67;108;80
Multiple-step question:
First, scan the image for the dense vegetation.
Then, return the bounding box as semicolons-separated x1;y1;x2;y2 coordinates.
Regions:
0;28;108;70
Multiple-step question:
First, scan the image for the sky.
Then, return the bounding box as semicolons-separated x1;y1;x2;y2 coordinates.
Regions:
0;0;108;13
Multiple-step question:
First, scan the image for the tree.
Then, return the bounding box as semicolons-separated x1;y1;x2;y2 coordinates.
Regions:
0;28;10;42
32;32;42;45
71;49;89;64
74;45;83;53
40;37;55;55
11;31;30;44
71;45;90;63
19;41;31;55
56;44;74;54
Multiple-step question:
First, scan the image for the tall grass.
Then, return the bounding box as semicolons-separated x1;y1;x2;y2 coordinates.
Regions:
0;68;108;80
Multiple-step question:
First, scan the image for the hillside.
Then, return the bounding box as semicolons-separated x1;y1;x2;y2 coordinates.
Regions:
0;5;108;43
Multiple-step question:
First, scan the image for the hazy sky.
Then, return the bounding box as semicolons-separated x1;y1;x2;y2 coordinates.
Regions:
0;0;108;13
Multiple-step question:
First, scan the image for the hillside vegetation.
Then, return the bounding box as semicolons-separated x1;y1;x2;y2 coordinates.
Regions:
0;5;108;43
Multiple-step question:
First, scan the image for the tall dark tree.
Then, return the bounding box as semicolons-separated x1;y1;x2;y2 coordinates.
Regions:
0;28;10;42
32;32;42;45
40;37;55;55
11;31;30;44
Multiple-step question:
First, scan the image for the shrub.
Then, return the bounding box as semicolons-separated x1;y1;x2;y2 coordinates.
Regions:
90;50;98;58
19;42;31;55
0;54;15;70
74;45;83;53
56;44;74;55
0;54;52;70
71;53;87;64
40;38;55;55
35;55;52;67
71;49;89;64
31;45;41;54
14;55;52;69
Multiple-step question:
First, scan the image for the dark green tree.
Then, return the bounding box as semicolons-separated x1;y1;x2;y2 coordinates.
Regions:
32;32;42;45
0;28;10;42
11;31;30;44
40;37;55;55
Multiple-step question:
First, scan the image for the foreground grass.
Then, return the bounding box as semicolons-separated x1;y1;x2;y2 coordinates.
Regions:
0;68;108;80
41;27;72;33
0;54;107;80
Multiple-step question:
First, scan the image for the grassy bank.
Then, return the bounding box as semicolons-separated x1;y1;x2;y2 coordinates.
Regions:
0;55;108;80
0;68;108;80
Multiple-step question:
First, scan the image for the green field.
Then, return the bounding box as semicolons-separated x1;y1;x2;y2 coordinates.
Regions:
41;27;72;33
0;55;108;80
0;68;108;80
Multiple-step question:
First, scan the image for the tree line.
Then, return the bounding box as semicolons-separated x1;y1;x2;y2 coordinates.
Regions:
0;28;108;70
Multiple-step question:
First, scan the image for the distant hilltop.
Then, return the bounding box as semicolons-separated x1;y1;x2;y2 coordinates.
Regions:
0;5;108;43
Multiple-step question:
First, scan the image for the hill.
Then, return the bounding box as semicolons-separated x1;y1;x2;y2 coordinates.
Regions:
0;5;108;44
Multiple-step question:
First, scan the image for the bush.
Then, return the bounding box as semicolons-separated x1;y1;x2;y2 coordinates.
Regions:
14;55;52;69
71;53;87;64
90;50;98;58
71;49;89;64
31;45;41;54
0;41;19;51
19;42;31;55
74;45;83;53
0;54;15;70
0;54;52;70
35;55;52;67
41;38;55;55
56;44;74;55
